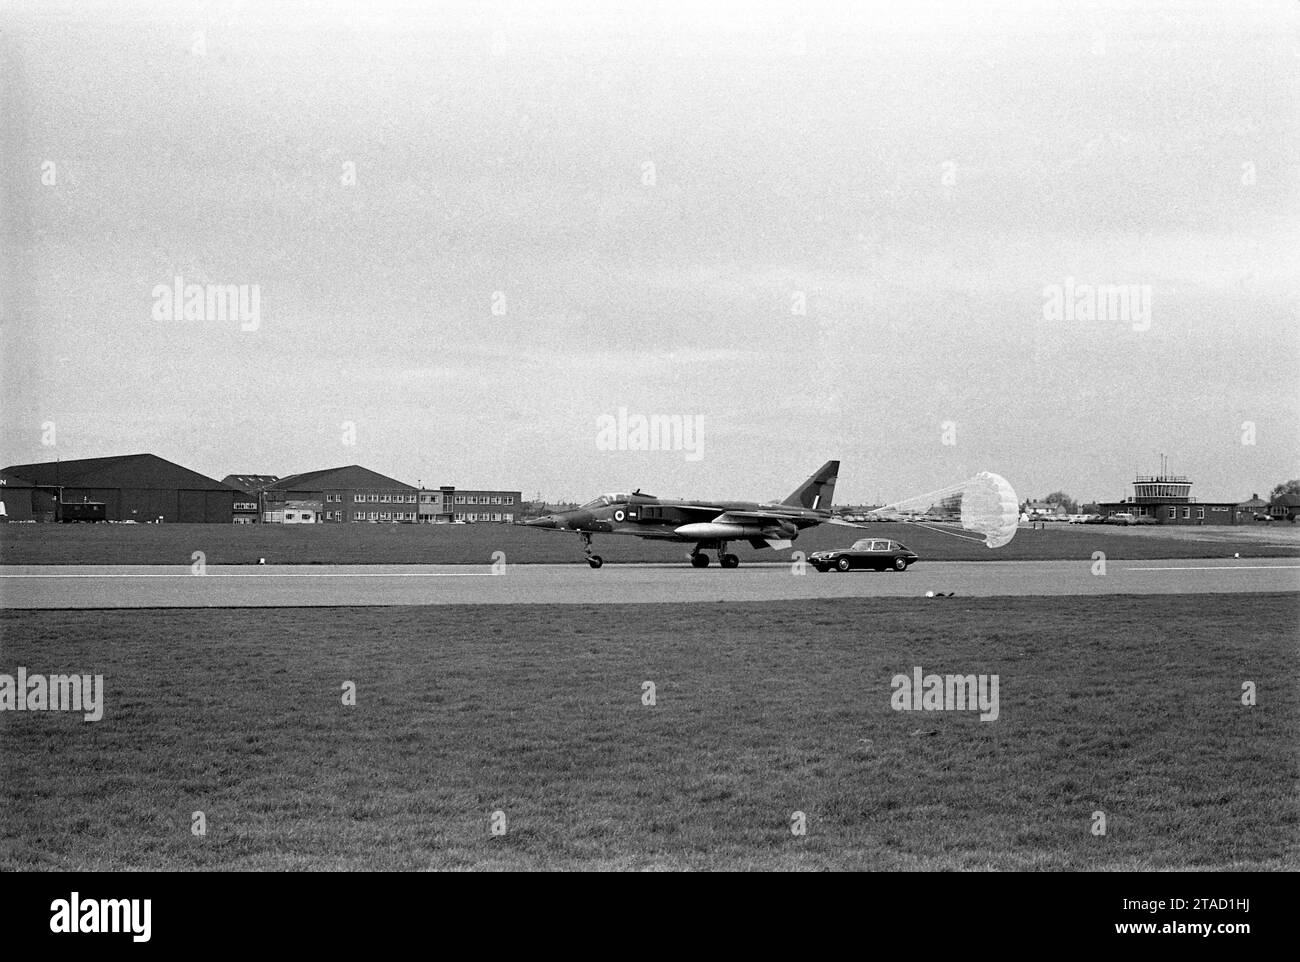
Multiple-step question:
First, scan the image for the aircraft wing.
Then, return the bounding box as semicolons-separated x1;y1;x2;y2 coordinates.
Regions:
713;511;808;524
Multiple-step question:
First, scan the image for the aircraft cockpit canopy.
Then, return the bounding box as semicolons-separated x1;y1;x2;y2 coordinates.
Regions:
580;493;633;509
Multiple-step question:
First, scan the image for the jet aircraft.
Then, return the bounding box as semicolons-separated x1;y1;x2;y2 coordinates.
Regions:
525;460;840;568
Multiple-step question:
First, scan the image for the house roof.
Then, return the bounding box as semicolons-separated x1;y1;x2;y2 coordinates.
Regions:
1273;493;1300;507
1;454;238;491
266;465;415;492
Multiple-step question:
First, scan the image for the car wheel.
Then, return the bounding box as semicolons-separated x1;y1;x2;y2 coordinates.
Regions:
893;557;908;571
836;557;852;572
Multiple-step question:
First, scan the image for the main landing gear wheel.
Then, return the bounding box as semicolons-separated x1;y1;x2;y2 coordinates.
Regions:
720;554;740;569
836;557;852;572
587;555;603;569
691;554;710;568
893;557;908;571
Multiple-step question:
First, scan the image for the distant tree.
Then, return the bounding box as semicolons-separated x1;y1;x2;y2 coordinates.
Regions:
1043;491;1079;513
1270;479;1300;500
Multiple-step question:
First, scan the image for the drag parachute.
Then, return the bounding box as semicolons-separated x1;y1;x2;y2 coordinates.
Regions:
870;472;1020;549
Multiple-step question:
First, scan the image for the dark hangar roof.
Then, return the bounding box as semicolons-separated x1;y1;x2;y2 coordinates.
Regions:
266;465;416;491
1;453;239;490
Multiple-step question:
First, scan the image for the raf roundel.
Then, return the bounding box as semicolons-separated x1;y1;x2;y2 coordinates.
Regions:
614;509;625;522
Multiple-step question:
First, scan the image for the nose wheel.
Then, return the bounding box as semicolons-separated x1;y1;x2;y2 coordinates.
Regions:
579;532;603;569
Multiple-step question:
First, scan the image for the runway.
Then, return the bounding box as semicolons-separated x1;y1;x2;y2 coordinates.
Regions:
1;558;1298;608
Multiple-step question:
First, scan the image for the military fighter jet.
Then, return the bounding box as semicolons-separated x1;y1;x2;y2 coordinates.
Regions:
525;460;839;568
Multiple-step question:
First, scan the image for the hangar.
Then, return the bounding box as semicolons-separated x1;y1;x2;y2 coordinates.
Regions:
0;454;240;523
0;471;39;522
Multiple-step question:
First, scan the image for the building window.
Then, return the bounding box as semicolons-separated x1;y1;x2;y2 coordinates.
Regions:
354;494;364;502
1182;507;1190;519
1167;507;1176;519
505;497;514;505
455;496;465;504
1197;507;1205;520
504;513;514;522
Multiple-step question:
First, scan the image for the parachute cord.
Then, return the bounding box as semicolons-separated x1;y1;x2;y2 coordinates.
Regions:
909;522;987;546
875;480;974;514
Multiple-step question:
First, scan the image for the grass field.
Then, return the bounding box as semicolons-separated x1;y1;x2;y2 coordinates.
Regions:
2;520;1297;566
2;594;1296;870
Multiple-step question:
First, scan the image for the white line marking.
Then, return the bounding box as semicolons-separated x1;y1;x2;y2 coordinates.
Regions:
1126;565;1300;571
0;572;498;579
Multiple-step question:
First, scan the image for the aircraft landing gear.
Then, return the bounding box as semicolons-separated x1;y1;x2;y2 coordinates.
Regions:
690;542;739;568
579;532;603;569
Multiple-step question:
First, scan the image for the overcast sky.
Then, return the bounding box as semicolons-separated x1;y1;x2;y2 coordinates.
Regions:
2;0;1296;504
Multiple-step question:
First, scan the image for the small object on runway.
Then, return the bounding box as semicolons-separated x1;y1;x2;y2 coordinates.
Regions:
910;729;938;737
258;558;265;565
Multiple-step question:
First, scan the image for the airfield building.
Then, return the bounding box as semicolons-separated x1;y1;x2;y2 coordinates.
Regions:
449;489;522;523
417;487;456;523
0;454;241;523
257;465;417;523
223;466;522;524
1099;473;1238;525
221;475;279;524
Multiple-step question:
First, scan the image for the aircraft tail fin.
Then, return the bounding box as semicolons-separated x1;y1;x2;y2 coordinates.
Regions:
781;460;839;510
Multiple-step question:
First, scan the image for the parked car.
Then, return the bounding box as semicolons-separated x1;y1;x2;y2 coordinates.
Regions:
810;539;918;572
1105;513;1135;525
